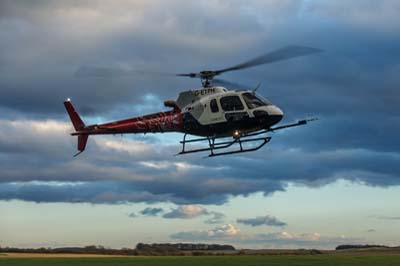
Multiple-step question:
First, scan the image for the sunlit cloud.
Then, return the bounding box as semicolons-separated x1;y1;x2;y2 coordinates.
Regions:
170;224;240;241
171;227;363;249
163;205;209;219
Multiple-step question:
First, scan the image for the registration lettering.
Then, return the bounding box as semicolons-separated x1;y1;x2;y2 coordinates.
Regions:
194;88;216;96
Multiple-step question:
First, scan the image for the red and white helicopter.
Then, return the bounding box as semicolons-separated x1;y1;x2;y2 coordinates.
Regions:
65;45;321;157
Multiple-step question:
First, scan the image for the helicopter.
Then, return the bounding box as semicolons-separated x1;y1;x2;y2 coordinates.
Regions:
65;45;322;157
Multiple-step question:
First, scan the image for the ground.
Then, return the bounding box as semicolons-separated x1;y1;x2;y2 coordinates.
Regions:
1;253;400;266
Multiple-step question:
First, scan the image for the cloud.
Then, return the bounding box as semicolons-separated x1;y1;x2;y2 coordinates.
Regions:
98;139;153;155
140;207;164;216
128;207;164;218
128;212;137;218
208;224;240;237
163;205;209;219
170;224;239;241
0;119;71;154
204;212;226;224
369;215;400;220
237;215;287;227
162;205;225;224
0;116;399;205
254;231;321;242
304;1;400;32
0;181;177;204
239;231;364;248
0;0;265;114
171;227;364;249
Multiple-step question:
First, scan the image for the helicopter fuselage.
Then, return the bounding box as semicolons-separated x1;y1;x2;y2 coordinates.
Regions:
178;87;283;137
67;87;283;140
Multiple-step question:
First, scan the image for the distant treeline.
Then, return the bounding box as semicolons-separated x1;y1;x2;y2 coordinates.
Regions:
0;245;137;255
0;243;234;256
335;244;388;250
2;244;395;256
136;243;235;251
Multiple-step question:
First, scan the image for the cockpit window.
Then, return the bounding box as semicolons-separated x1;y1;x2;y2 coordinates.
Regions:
220;96;244;111
242;92;268;109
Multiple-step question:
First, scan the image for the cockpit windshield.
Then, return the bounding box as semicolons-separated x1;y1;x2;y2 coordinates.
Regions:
242;92;270;109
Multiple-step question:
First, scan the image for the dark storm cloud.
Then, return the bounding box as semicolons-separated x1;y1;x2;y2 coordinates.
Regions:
237;215;287;227
1;1;400;205
0;181;176;204
0;179;237;205
0;116;399;204
0;0;264;116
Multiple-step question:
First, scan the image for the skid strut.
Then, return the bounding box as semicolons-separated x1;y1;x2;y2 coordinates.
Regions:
177;133;271;157
176;118;317;157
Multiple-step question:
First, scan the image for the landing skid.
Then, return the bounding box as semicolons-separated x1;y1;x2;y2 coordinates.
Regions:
177;118;317;157
178;133;271;157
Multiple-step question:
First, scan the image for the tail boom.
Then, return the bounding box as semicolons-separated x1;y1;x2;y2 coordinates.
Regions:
64;99;183;156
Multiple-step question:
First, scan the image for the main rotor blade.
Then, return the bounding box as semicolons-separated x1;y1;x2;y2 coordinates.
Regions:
75;66;137;77
213;78;252;89
215;45;323;74
175;73;200;78
75;66;177;78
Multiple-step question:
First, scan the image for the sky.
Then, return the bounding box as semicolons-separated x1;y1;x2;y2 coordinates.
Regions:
1;0;399;249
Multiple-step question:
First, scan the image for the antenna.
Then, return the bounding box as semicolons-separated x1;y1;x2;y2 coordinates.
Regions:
253;82;262;93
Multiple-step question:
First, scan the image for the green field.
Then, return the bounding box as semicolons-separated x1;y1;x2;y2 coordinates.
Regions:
2;255;400;266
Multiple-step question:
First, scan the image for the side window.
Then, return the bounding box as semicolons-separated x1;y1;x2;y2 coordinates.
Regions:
220;96;244;111
210;99;219;113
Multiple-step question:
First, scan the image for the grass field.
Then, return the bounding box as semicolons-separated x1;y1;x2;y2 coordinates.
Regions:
2;254;400;266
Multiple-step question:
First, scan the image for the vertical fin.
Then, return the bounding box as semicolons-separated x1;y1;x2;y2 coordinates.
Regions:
64;99;85;131
64;99;89;156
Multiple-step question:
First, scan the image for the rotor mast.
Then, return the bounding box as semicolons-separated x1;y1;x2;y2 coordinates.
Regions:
200;71;216;87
